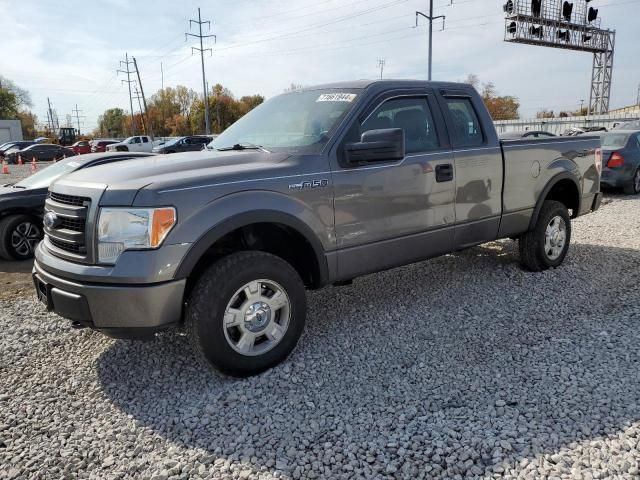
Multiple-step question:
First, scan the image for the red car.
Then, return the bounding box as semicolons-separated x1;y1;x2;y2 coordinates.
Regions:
70;141;91;155
90;139;119;153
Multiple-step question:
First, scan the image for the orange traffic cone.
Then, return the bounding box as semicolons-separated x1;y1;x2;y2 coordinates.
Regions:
17;154;23;165
31;158;37;173
2;160;10;175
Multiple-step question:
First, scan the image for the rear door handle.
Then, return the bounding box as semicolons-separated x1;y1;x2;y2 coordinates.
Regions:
435;164;454;182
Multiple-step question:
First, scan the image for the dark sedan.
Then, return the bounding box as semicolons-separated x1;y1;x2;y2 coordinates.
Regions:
600;130;640;195
0;141;36;159
0;152;155;260
152;135;214;154
5;144;75;164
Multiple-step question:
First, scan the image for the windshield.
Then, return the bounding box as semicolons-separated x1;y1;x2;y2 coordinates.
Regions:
602;133;629;149
208;89;361;153
14;159;82;189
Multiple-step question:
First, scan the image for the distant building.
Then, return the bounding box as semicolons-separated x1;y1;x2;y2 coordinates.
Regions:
0;120;23;143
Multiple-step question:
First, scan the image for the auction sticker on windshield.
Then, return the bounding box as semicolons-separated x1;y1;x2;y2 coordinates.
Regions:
316;93;357;102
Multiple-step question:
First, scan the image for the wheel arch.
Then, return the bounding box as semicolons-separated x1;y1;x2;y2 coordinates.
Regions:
529;172;581;230
175;210;329;291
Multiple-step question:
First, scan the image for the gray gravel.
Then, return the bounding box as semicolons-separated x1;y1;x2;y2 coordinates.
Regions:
1;162;50;185
1;193;639;479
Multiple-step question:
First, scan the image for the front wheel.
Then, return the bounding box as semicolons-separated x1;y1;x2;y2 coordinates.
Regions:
623;168;640;195
519;200;571;272
0;214;43;261
186;251;307;377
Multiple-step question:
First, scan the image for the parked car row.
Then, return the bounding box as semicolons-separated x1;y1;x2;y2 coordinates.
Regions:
0;152;155;260
3;144;75;164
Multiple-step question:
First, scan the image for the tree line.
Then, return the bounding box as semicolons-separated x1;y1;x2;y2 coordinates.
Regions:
96;84;264;138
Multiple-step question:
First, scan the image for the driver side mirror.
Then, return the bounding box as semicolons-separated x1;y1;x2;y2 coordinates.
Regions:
344;128;405;166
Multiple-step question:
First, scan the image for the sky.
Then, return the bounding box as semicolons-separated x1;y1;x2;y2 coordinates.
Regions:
1;0;639;133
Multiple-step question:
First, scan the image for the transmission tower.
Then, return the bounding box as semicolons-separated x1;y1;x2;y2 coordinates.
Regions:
504;0;616;114
117;53;136;135
186;8;216;135
71;104;85;135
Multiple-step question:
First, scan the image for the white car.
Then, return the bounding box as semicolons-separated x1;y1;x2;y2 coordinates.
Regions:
106;136;153;152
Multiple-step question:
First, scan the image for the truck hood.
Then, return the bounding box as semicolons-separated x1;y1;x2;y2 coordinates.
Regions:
52;150;292;205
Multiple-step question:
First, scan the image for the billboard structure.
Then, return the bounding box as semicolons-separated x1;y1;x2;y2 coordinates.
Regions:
504;0;615;114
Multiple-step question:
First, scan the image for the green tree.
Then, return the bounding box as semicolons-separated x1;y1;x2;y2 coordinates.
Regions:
0;87;19;119
97;108;127;137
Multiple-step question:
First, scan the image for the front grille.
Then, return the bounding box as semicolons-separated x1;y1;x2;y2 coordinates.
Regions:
45;192;91;259
49;192;90;207
60;217;85;232
49;237;83;254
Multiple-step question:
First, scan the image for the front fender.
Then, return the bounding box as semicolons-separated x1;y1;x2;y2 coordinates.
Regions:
170;190;331;282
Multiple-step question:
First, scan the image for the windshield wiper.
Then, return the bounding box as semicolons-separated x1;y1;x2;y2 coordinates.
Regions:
217;143;269;153
11;185;26;189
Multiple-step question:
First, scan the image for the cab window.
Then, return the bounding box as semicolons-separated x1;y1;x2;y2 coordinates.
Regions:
444;97;484;147
361;97;439;154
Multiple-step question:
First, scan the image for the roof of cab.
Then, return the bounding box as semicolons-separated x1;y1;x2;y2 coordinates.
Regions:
295;79;473;92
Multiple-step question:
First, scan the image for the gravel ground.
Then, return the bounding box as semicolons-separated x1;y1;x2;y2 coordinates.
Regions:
1;193;639;480
1;162;50;185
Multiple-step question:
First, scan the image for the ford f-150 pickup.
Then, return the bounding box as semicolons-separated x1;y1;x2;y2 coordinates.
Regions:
33;80;602;376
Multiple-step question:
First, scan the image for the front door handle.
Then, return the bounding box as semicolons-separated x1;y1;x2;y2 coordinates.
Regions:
435;164;454;182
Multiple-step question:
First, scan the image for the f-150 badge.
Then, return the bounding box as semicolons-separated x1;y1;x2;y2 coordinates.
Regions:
288;179;329;190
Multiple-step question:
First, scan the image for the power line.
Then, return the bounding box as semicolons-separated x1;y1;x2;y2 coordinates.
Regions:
186;7;216;135
117;53;136;136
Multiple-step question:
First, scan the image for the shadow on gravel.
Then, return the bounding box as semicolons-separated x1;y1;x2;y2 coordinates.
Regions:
96;241;640;477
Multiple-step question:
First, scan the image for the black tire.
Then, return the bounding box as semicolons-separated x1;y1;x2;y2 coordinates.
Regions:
518;200;571;272
0;214;43;261
623;167;640;195
186;251;307;377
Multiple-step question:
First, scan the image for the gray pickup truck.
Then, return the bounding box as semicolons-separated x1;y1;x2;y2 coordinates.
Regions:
33;80;602;376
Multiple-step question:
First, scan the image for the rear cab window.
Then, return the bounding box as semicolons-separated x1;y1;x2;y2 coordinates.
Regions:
443;97;484;147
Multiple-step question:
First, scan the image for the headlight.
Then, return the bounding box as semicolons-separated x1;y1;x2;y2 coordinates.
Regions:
97;207;176;264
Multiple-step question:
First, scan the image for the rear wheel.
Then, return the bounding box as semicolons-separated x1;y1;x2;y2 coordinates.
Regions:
623;168;640;195
519;200;571;272
0;214;43;261
186;251;307;377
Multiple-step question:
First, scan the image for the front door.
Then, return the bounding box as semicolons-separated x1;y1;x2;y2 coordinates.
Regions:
331;92;457;279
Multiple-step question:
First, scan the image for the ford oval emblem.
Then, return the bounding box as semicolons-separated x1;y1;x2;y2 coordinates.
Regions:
44;212;60;229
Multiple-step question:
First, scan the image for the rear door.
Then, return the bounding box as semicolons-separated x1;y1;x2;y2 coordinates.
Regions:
436;89;503;249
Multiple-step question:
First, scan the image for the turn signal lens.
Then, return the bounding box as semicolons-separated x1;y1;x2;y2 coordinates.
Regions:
607;152;624;168
151;208;176;247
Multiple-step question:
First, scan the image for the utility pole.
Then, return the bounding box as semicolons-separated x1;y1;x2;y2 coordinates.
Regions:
186;8;216;135
72;104;84;135
132;56;153;138
377;59;386;79
636;83;640;106
47;97;55;134
117;52;136;136
161;61;164;90
133;84;147;135
416;1;448;81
